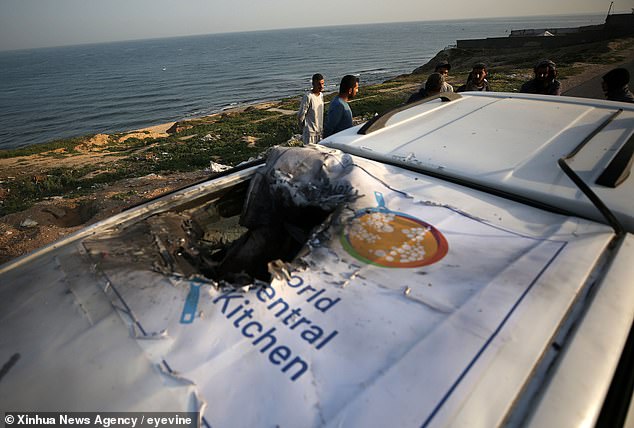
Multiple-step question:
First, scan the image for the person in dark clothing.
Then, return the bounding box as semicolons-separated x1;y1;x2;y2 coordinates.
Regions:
324;75;359;137
520;59;561;95
456;63;490;92
407;72;444;103
602;67;634;103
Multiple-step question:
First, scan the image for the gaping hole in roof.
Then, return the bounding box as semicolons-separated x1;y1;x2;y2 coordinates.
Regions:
83;146;357;286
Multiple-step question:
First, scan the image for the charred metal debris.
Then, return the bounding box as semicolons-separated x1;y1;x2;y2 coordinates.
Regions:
85;146;359;287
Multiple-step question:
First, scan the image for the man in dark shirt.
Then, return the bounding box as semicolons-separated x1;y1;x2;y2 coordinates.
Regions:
602;67;634;103
324;75;359;138
520;59;561;95
407;73;444;103
456;63;490;92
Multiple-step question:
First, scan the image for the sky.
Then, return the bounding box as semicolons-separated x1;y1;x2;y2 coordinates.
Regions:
0;0;624;51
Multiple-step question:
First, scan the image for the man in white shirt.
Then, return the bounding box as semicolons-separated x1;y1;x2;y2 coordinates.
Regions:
297;73;325;144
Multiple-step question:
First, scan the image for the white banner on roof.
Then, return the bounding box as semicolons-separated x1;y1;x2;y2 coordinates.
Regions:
109;164;565;427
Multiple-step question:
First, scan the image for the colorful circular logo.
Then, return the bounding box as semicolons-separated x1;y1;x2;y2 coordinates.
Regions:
341;193;448;268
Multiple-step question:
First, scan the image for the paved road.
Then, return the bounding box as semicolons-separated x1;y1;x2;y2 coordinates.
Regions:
562;59;634;100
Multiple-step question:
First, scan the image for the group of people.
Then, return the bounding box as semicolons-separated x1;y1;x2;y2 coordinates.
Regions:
297;74;359;144
408;59;634;103
299;60;633;143
407;61;491;103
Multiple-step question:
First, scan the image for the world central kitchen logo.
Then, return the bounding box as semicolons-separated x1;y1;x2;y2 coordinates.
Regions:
342;192;448;268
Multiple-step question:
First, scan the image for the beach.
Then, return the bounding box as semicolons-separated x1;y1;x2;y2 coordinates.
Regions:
1;36;634;264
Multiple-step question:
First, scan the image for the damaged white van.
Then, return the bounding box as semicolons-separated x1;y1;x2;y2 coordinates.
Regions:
1;92;633;427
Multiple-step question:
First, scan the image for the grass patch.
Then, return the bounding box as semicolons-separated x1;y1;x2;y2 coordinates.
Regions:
0;164;142;216
0;135;88;159
110;190;138;201
350;91;411;119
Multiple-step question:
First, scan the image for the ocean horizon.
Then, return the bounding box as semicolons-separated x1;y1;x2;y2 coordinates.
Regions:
0;13;604;150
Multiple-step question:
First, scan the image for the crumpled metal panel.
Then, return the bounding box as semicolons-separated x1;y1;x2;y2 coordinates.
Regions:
0;245;194;413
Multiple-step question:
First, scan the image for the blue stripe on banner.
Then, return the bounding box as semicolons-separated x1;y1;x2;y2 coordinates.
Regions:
180;281;202;324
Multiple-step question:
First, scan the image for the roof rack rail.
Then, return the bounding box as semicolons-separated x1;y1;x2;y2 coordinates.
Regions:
596;131;634;188
357;92;461;135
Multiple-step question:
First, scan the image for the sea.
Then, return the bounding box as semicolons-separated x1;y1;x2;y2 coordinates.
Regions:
0;13;605;150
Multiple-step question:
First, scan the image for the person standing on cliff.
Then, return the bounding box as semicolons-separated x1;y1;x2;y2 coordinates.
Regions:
297;73;325;144
602;68;634;103
520;59;561;95
456;63;490;92
435;61;454;92
324;75;359;138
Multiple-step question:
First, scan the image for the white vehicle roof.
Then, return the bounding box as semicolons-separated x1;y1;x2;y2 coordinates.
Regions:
323;92;634;232
1;94;633;428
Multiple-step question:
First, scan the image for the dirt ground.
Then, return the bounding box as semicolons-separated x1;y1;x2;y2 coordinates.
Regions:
1;55;633;266
0;123;209;265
